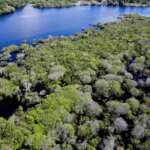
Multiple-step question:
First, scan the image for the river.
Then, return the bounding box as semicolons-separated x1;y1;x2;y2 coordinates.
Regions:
0;4;150;49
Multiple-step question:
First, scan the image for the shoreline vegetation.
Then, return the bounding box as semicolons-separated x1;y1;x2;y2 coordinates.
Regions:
0;0;27;15
0;0;150;15
32;1;150;8
0;15;150;149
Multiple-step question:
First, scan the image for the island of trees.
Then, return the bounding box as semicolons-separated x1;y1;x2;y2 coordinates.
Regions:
0;14;149;150
0;0;150;15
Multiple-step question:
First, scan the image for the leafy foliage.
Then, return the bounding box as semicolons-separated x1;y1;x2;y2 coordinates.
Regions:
0;15;149;150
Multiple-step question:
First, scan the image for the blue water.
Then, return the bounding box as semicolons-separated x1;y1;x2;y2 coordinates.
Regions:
0;4;150;49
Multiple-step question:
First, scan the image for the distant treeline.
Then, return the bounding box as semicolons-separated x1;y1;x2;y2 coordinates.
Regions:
0;0;149;15
102;0;149;6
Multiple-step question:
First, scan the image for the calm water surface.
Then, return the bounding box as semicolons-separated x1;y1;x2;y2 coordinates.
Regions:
0;4;150;49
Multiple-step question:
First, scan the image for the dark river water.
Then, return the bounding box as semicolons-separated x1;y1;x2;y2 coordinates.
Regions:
0;4;150;49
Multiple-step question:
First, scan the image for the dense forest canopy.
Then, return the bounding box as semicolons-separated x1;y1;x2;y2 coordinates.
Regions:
0;0;150;14
0;0;150;150
0;15;149;150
